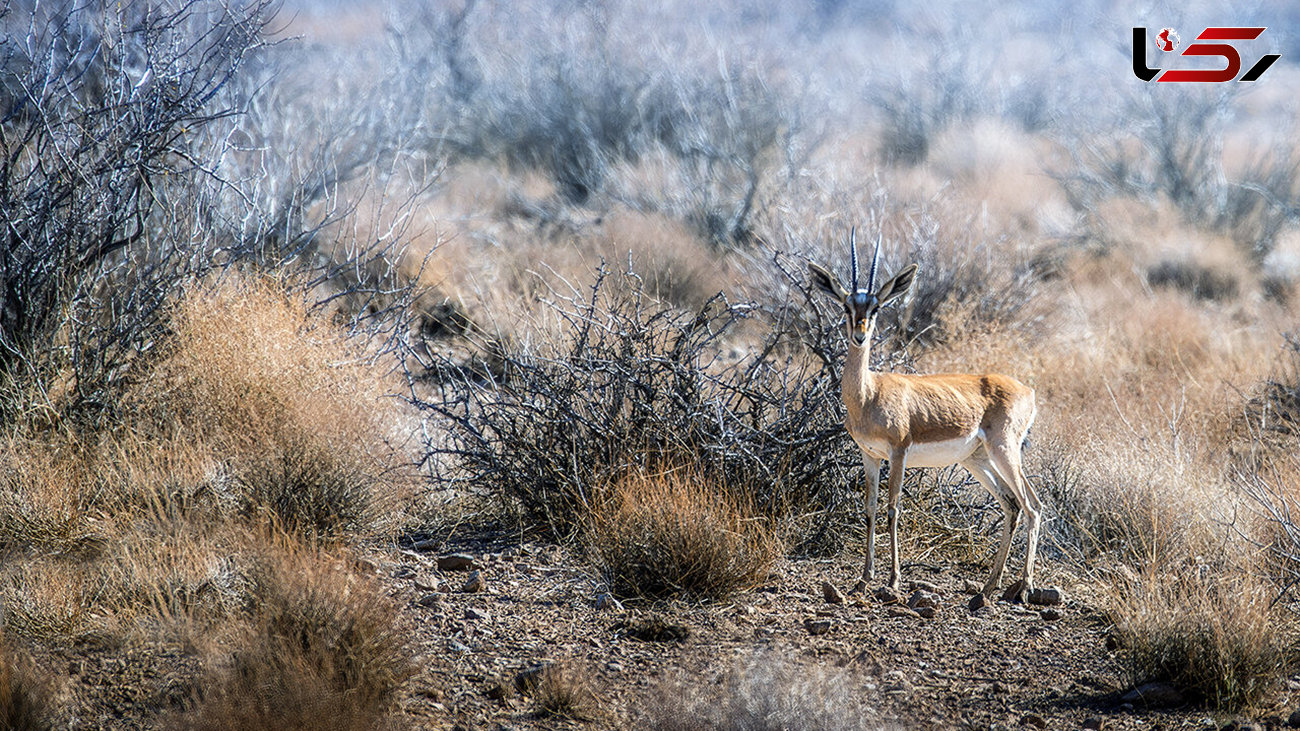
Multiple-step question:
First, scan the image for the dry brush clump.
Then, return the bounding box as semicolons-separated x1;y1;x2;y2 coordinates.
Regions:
419;262;860;552
1108;566;1291;712
588;469;780;601
134;274;409;539
175;542;413;731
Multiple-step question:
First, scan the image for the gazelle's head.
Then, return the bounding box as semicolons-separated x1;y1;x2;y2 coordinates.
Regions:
808;229;917;348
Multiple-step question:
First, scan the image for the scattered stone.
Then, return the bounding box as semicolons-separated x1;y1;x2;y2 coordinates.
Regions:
874;586;902;605
393;565;416;579
886;606;919;619
822;580;846;605
605;661;623;673
1040;608;1062;621
908;590;940;609
413;575;441;593
464;607;490;621
416;593;440;608
1117;702;1134;712
1020;713;1046;728
968;593;989;612
438;553;477;571
1120;681;1184;708
595;593;625;612
447;639;471;654
915;606;937;619
1027;587;1063;606
462;570;485;593
1082;716;1106;730
962;579;983;595
804;618;832;635
1288;709;1300;727
908;580;942;595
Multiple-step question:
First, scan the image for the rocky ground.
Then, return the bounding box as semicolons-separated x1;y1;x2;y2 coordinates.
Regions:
380;539;1300;731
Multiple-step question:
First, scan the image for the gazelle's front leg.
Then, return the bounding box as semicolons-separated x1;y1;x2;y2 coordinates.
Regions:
852;454;882;595
886;448;907;592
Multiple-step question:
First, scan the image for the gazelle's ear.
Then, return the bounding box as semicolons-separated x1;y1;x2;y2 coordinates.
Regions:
876;263;917;305
808;263;849;302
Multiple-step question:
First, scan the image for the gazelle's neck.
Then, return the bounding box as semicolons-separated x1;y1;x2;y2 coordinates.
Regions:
843;338;877;404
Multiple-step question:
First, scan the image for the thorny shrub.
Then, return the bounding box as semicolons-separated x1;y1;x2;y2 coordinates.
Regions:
416;262;861;553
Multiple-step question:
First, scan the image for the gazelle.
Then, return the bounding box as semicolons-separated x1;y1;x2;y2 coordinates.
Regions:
809;231;1042;601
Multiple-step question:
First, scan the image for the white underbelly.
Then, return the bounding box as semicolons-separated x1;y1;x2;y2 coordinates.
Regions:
855;431;983;467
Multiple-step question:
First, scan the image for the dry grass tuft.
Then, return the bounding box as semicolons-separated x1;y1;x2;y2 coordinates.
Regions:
644;654;877;731
178;542;412;731
531;661;600;722
587;470;780;601
1109;567;1290;711
135;274;408;539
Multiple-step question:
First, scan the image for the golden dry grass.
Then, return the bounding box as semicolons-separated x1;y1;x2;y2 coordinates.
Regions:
587;469;782;601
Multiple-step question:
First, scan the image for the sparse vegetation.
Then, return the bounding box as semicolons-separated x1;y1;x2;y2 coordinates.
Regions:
3;0;1300;727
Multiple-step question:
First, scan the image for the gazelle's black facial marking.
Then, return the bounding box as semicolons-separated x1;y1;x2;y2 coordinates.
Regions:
846;291;879;346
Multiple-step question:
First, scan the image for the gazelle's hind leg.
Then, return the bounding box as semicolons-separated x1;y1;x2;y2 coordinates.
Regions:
962;456;1019;596
987;441;1041;599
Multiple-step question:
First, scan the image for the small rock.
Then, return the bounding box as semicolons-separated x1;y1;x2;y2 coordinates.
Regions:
447;639;471;653
1117;702;1134;712
410;538;440;552
438;553;477;571
874;586;902;605
1288;709;1300;727
1120;681;1184;708
804;618;832;635
595;593;625;612
1040;608;1062;621
915;605;937;619
1020;713;1046;728
886;606;919;619
393;565;416;579
822;580;846;604
1027;587;1063;606
413;575;441;592
1082;716;1106;730
968;593;989;612
416;593;440;607
908;590;940;609
464;607;489;621
462;570;485;593
605;661;623;673
962;579;982;594
908;580;942;595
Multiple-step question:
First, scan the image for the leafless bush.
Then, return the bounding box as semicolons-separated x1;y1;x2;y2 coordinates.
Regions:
393;0;812;246
415;262;860;552
1056;89;1300;261
0;0;276;406
1147;259;1239;302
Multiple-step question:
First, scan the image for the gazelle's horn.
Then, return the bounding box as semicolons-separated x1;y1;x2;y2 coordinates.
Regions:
868;234;882;292
849;227;859;292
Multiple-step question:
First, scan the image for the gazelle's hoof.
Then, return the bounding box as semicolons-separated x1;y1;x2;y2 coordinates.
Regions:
849;579;869;596
1000;579;1029;604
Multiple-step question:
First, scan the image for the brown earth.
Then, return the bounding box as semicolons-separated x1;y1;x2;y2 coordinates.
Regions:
382;540;1300;731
